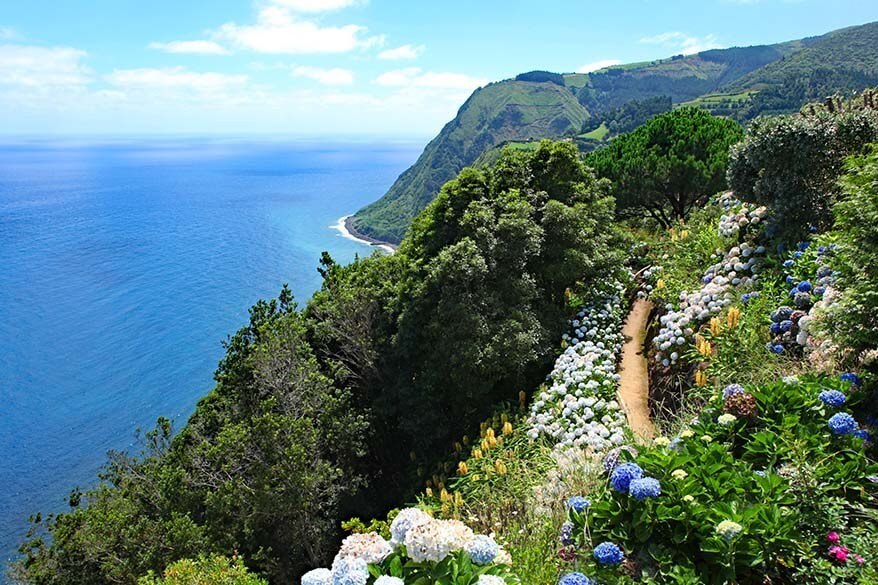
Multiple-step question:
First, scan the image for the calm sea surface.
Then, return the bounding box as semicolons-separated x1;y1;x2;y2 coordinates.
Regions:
0;138;420;569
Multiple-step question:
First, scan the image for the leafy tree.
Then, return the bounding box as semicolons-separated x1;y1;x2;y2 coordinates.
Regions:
817;145;878;374
15;290;368;585
587;107;743;227
138;555;267;585
728;97;878;239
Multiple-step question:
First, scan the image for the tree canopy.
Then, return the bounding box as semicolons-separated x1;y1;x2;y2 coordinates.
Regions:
587;107;743;227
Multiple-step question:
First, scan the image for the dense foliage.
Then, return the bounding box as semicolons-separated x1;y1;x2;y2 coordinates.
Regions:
14;141;625;585
138;556;267;585
727;100;878;239
586;96;672;135
570;376;878;584
587;108;743;227
818;145;878;374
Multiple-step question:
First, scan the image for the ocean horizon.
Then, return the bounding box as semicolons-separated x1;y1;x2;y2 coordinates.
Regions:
0;138;421;568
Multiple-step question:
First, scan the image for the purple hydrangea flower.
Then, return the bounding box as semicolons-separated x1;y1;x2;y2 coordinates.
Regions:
559;521;574;546
723;384;745;400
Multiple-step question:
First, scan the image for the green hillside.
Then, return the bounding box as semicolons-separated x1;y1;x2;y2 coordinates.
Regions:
348;80;588;243
352;21;878;244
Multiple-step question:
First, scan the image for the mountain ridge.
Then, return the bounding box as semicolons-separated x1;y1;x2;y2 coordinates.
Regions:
351;21;878;244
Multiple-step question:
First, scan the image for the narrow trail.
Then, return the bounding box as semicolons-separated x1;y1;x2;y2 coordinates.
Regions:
617;298;656;439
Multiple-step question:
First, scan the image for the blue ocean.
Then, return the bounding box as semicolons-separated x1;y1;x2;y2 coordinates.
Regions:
0;138;421;568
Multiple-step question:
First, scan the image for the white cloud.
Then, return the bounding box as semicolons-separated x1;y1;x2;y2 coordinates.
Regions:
292;65;354;85
215;6;378;54
640;31;722;55
0;26;17;40
106;67;248;92
0;45;91;87
378;44;425;60
576;59;621;73
148;40;230;55
270;0;362;12
374;67;487;90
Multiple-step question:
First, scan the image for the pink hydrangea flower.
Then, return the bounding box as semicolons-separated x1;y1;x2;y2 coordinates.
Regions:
855;555;865;565
828;545;849;563
826;531;840;544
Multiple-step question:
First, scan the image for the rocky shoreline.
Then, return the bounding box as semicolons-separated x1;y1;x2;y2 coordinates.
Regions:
342;215;397;252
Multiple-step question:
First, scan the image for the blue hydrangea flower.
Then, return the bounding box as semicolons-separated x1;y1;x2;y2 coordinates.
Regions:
828;412;858;435
854;429;871;442
797;281;812;292
723;384;744;400
559;521;575;546
785;275;795;285
558;572;594;585
814;286;826;296
566;496;590;512
769;322;781;335
331;557;369;585
593;542;624;566
783;259;795;268
629;477;661;500
818;390;846;408
768;344;785;354
610;462;643;493
754;470;766;477
798;241;810;251
841;373;862;386
466;535;499;566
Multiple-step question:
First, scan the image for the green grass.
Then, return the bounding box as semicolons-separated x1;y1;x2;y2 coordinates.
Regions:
579;123;609;141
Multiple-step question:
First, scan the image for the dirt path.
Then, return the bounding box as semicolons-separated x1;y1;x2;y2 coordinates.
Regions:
617;298;656;439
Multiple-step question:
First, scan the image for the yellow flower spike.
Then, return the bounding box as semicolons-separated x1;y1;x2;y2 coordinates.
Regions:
438;481;445;491
440;488;450;502
486;428;495;440
453;442;462;453
501;413;509;424
472;473;480;482
710;317;722;336
455;492;464;507
656;278;665;290
473;448;483;459
680;230;690;240
426;479;433;488
727;307;741;328
441;501;451;516
695;370;708;387
462;435;470;446
488;436;498;449
458;461;469;475
425;487;433;497
503;421;513;436
494;459;507;475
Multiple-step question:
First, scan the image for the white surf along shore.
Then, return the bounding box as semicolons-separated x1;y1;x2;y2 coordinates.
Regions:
333;215;396;254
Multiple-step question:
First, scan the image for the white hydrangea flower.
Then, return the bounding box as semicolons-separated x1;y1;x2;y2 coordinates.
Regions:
389;507;432;547
337;532;393;564
301;568;331;585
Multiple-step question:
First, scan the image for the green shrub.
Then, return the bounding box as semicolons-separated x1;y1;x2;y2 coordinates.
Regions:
818;145;878;374
727;104;878;241
138;556;266;585
564;375;878;584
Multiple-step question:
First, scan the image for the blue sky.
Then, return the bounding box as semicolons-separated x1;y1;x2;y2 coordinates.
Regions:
1;0;876;137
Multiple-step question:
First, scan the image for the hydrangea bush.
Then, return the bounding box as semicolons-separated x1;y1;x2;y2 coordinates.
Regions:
527;281;627;453
556;375;878;583
651;194;767;368
303;509;519;585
